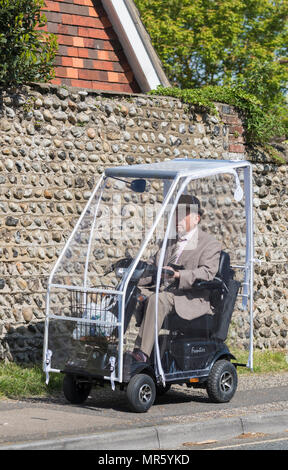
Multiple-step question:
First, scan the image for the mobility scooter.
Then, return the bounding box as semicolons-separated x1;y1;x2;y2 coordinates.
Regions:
43;159;255;412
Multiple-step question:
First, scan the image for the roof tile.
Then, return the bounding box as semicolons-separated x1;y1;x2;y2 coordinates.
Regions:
43;0;140;92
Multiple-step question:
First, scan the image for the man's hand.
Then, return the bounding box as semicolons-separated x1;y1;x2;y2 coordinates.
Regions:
162;266;180;279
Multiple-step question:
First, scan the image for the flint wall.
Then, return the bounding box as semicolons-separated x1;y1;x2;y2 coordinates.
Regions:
0;83;287;363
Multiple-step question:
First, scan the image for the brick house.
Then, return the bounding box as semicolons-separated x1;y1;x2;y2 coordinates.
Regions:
42;0;170;93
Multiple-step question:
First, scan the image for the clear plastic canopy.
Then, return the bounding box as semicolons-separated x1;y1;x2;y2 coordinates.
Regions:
43;159;254;386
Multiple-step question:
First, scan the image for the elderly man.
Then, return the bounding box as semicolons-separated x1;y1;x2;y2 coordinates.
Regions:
133;194;222;363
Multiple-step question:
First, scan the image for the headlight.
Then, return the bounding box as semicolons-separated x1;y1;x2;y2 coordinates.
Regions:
116;267;126;278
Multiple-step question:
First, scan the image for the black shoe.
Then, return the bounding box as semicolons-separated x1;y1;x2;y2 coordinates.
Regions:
131;349;149;363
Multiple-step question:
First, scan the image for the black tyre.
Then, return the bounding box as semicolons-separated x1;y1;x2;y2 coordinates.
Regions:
63;374;91;404
127;373;156;413
206;360;238;403
156;383;171;396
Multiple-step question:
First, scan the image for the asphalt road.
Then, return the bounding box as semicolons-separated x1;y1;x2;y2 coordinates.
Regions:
0;371;288;450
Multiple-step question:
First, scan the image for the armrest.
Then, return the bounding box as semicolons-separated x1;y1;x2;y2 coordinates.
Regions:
193;277;227;291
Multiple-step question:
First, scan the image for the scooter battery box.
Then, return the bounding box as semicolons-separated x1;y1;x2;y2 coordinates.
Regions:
169;338;216;371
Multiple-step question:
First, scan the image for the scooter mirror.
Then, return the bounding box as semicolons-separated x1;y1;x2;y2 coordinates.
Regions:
130;179;146;193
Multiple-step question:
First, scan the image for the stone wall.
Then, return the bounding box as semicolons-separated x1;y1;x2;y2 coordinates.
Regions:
247;158;287;350
0;83;287;363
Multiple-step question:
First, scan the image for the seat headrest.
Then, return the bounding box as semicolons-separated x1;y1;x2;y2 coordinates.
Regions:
217;251;232;284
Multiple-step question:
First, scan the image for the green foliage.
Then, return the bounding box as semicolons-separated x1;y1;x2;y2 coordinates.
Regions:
0;363;62;399
229;349;288;374
0;0;58;86
151;85;286;145
135;0;288;137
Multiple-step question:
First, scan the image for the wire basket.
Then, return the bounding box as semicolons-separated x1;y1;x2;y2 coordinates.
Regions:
70;288;119;343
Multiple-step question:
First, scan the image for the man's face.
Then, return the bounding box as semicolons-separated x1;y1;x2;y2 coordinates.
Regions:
176;205;200;236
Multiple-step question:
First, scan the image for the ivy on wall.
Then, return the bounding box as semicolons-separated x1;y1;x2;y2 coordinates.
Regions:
151;85;286;148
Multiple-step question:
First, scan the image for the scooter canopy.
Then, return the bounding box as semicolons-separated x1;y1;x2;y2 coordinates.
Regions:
43;158;254;389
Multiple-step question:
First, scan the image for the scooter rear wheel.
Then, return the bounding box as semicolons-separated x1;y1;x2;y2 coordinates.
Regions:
127;373;156;413
206;360;238;403
63;374;91;404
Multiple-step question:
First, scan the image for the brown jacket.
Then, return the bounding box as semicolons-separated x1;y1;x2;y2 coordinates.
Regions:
145;227;221;321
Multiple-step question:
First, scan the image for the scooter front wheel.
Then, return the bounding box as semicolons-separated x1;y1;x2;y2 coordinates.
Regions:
63;374;91;404
127;373;156;413
156;383;171;396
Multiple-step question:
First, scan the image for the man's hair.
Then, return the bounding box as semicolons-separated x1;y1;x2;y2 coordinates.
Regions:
177;194;203;217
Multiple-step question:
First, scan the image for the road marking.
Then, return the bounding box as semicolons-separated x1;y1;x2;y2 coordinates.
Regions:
182;440;218;447
207;436;288;450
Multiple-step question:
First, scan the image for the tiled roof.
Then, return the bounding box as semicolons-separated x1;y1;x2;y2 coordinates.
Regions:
42;0;141;92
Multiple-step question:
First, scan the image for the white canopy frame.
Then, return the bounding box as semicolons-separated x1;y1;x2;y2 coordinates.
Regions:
43;159;255;386
153;166;254;385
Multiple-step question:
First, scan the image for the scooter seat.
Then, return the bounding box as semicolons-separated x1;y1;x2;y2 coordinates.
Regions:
166;312;214;339
165;251;240;341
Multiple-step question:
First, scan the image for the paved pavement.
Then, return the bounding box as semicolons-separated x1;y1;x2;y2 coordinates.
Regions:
0;371;288;450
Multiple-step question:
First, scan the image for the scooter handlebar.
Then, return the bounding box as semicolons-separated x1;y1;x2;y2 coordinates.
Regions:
103;258;182;280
